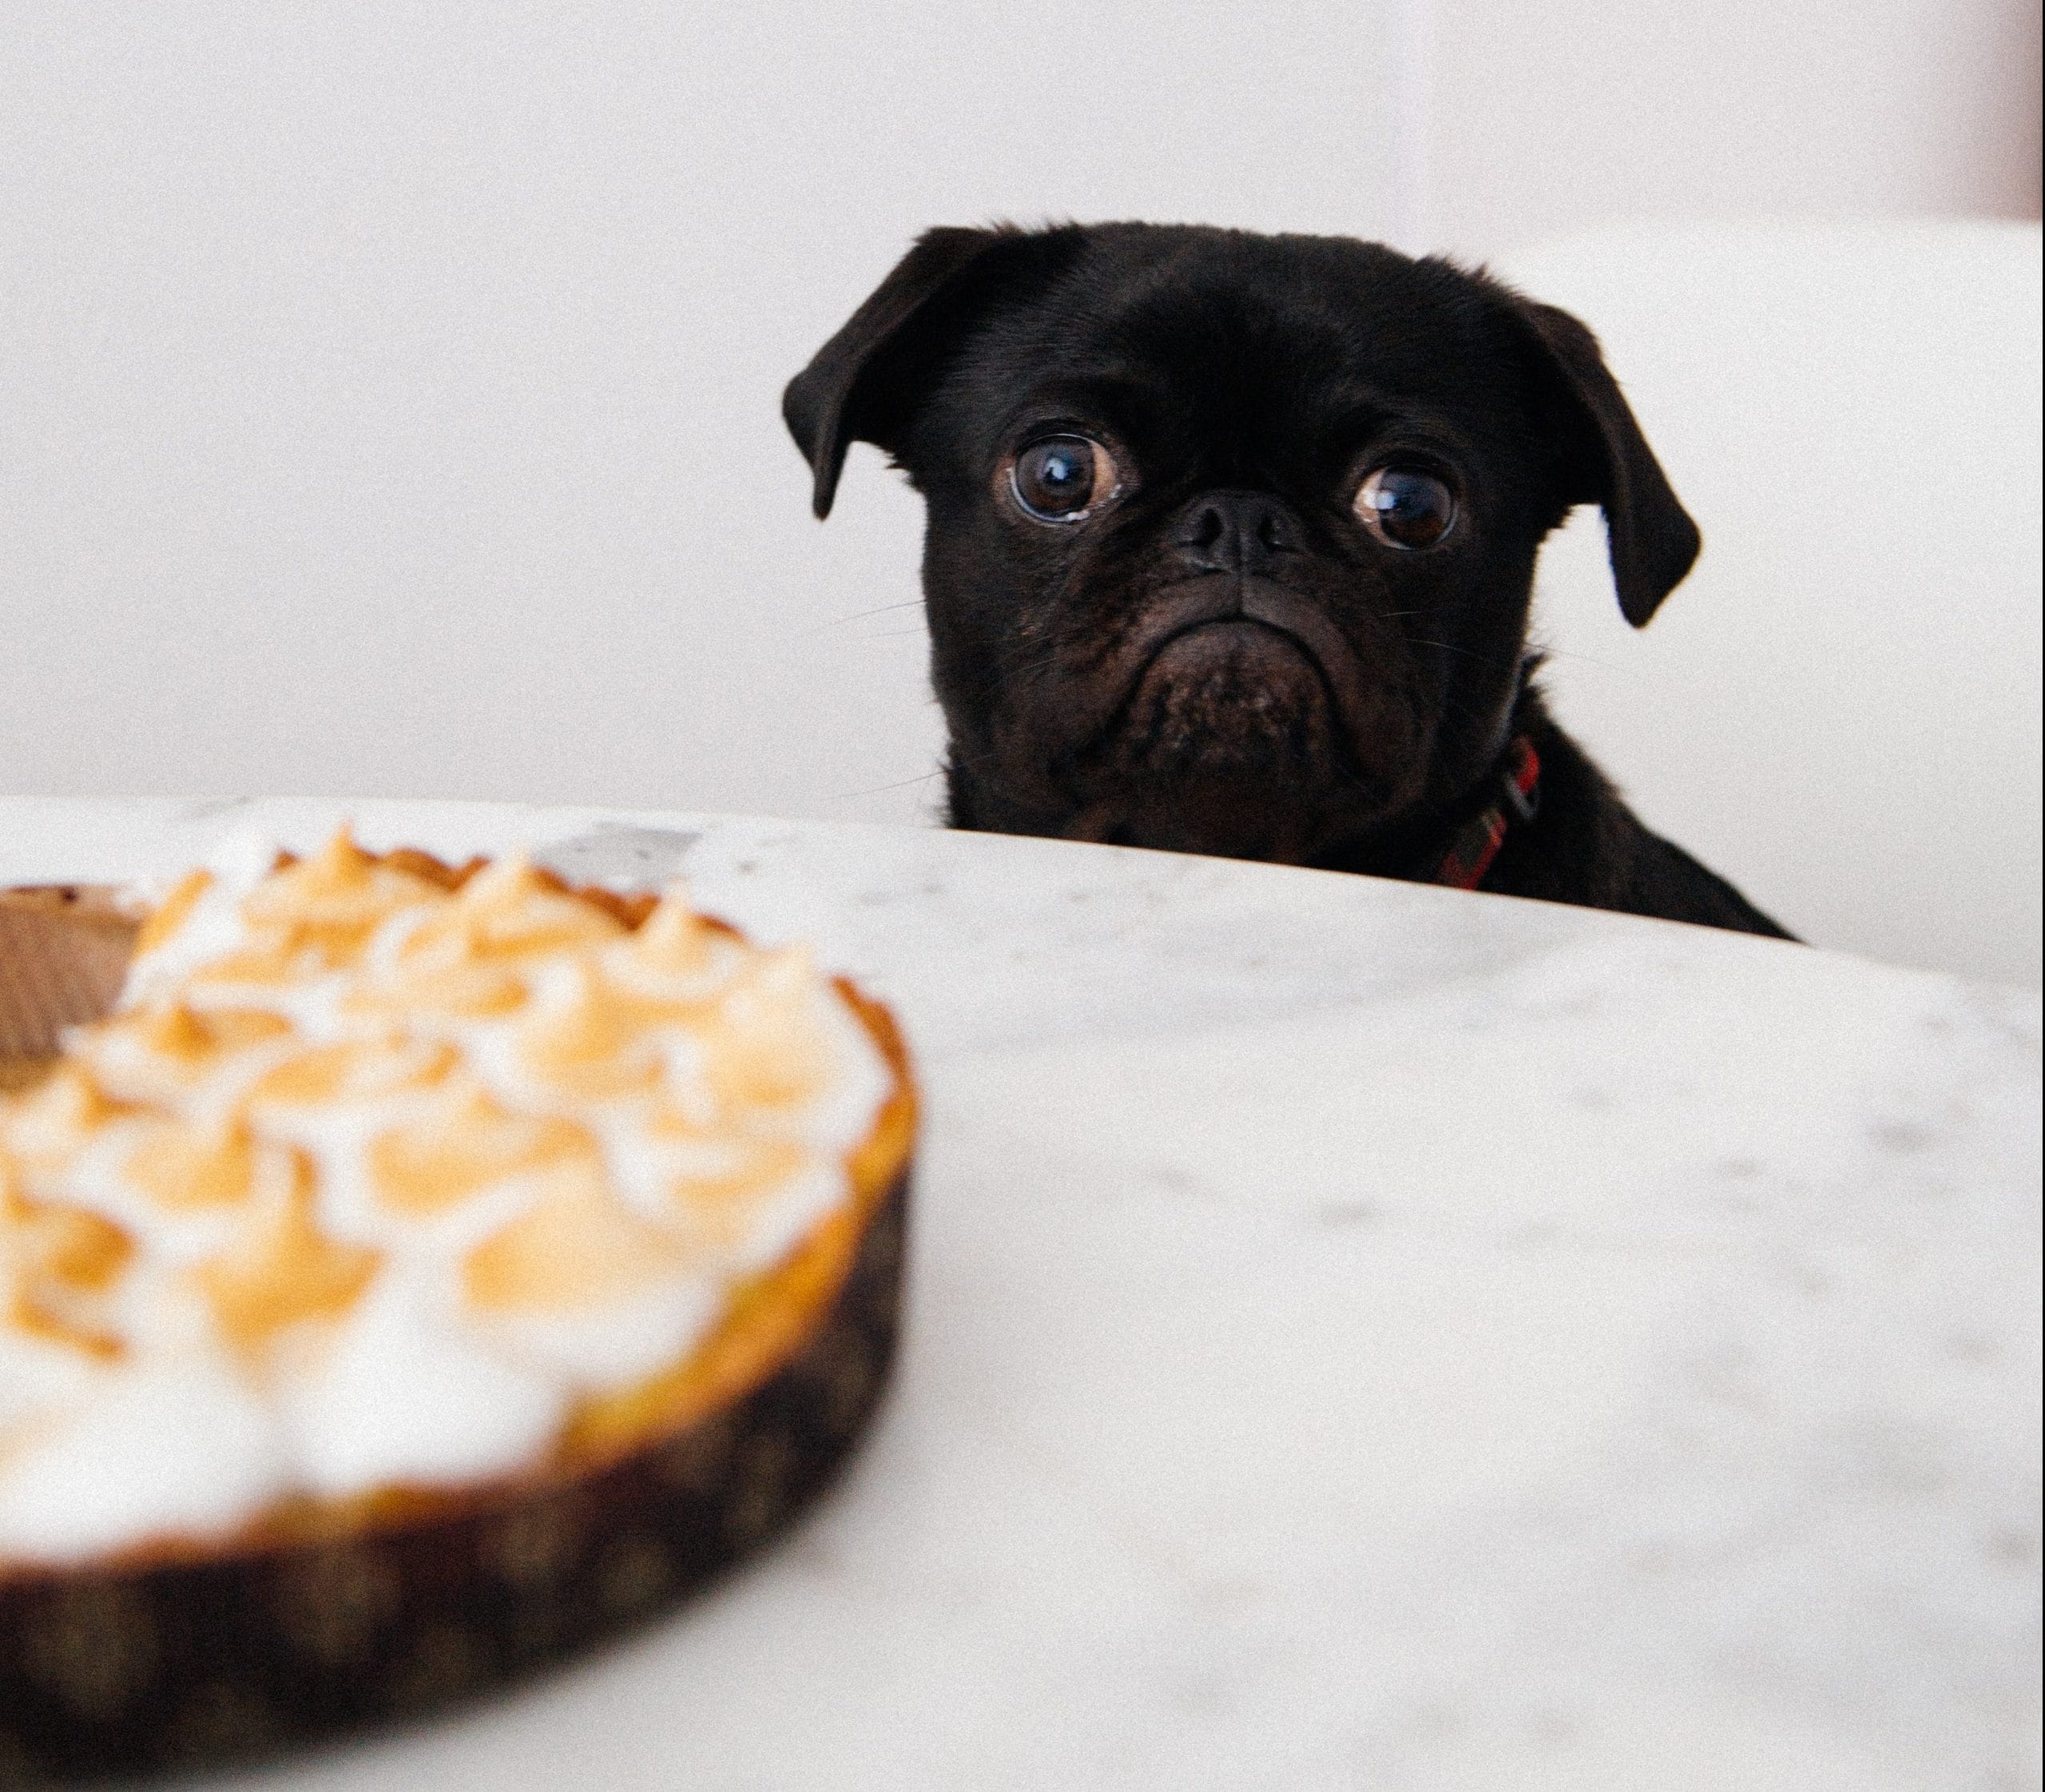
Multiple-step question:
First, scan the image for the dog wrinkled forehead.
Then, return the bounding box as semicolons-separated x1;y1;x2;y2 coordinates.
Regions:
937;228;1528;459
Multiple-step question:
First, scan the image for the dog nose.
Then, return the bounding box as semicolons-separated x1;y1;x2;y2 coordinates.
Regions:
1173;490;1301;577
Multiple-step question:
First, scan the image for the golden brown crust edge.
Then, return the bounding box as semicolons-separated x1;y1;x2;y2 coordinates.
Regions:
0;874;917;1783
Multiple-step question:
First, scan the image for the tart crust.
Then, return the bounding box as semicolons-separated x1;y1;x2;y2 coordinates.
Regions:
0;861;916;1782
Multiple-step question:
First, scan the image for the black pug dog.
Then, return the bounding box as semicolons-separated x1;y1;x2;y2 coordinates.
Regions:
784;222;1790;938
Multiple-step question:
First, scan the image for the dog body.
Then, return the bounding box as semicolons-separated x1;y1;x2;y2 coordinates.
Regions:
786;223;1789;939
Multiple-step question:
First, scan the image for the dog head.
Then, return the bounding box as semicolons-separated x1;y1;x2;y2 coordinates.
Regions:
785;223;1698;863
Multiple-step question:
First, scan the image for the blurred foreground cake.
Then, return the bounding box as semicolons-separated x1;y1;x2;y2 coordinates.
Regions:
0;832;915;1779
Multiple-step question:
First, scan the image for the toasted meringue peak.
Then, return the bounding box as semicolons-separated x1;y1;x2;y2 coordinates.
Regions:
515;962;675;1100
125;1116;264;1214
133;868;213;957
631;886;715;978
2;1164;133;1364
194;1166;382;1358
367;1086;596;1218
463;1158;700;1316
2;1064;124;1170
438;853;625;960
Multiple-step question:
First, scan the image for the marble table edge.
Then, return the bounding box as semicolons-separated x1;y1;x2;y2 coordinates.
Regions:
0;793;2037;1007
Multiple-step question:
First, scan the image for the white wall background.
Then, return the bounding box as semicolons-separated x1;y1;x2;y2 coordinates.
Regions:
1424;0;2042;253
0;3;1398;824
3;3;2039;975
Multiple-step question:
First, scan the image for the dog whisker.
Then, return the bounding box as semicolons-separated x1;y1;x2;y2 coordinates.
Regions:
830;771;944;801
1407;638;1516;664
817;599;927;630
1531;646;1630;674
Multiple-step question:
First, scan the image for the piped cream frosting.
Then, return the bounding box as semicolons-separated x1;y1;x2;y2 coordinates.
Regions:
0;831;895;1565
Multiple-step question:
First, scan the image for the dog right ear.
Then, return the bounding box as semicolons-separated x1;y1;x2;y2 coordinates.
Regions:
784;225;1054;519
1497;290;1702;629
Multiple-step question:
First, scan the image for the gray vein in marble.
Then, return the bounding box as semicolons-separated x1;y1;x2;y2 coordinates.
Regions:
536;824;701;892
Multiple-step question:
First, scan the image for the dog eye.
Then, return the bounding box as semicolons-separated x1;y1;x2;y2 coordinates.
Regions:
1011;436;1118;523
1354;466;1456;549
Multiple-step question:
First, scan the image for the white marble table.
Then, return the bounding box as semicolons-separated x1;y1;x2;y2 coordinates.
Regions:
2;798;2039;1792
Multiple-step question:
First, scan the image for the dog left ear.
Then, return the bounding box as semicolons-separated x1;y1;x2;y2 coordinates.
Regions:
784;224;1071;519
1507;294;1702;627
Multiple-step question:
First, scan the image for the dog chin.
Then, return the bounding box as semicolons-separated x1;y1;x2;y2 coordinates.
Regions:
1067;621;1350;860
1118;620;1331;762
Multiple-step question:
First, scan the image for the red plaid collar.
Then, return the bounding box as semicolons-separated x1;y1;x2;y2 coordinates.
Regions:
1434;735;1541;891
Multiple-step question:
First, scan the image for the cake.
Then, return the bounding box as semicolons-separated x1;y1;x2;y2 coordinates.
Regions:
0;832;915;1779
